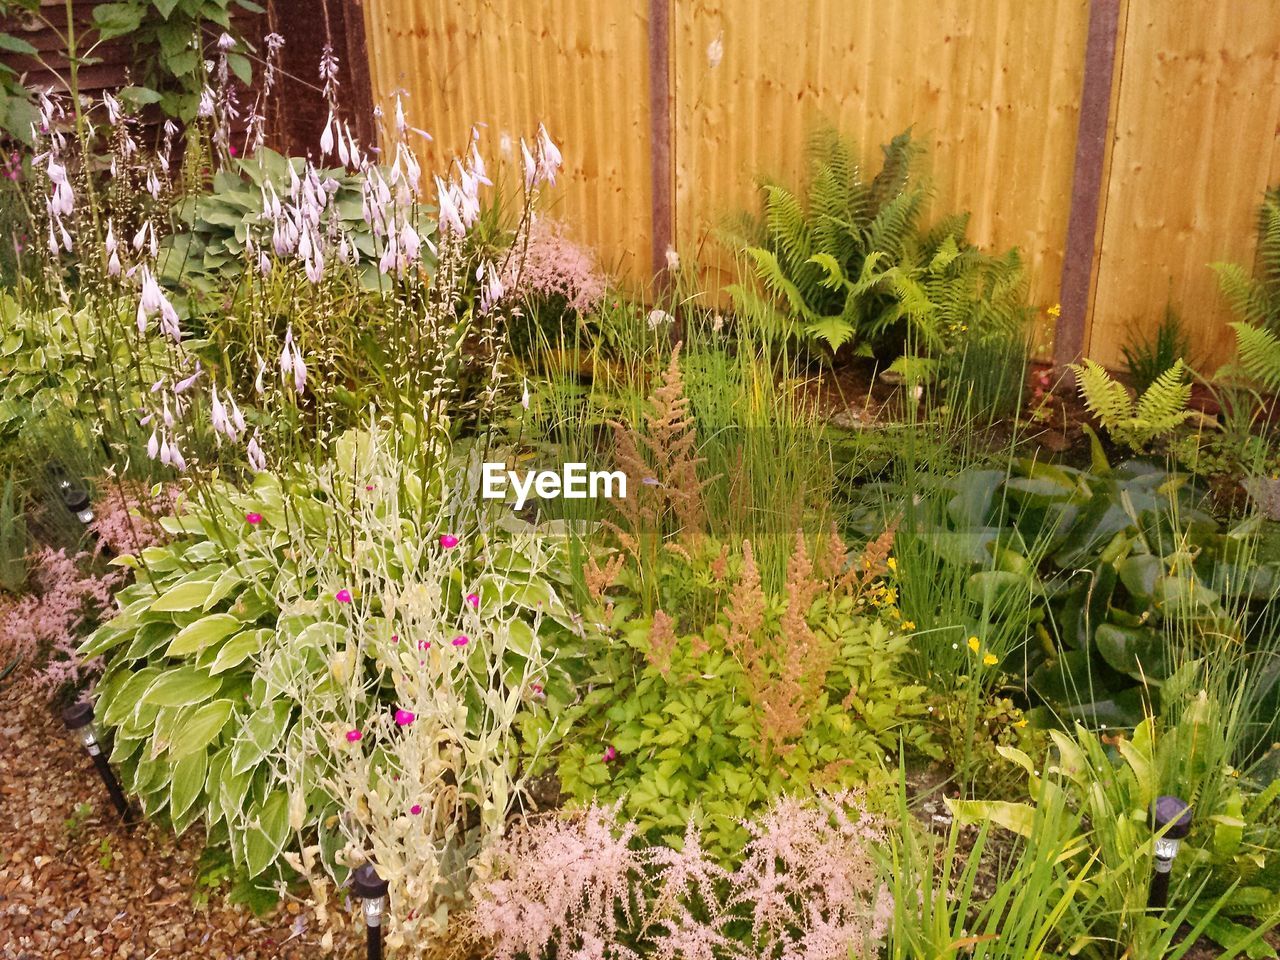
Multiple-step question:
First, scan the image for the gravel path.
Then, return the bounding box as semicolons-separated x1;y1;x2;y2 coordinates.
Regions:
0;683;357;959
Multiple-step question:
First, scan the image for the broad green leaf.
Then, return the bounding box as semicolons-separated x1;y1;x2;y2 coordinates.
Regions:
167;614;241;656
244;790;290;877
209;628;271;674
169;749;208;825
231;701;291;775
152;578;217;612
945;798;1035;838
170;699;234;759
142;665;221;707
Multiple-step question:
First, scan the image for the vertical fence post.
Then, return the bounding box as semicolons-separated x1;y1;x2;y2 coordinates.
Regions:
1054;0;1123;371
648;0;674;289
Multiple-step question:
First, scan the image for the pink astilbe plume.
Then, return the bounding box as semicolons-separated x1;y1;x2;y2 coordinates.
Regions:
467;795;888;960
469;804;647;960
89;479;180;556
502;217;607;314
0;547;122;695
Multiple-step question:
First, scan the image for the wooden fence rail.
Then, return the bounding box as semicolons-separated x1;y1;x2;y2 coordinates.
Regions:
337;1;1280;366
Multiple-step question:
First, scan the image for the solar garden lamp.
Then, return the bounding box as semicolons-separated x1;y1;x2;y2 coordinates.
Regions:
352;863;390;960
49;466;93;525
61;701;133;825
1149;795;1192;910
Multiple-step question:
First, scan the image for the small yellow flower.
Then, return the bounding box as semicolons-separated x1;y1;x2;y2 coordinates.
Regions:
1048;302;1062;319
886;557;897;573
968;636;981;653
1015;718;1028;728
983;653;998;666
901;620;916;630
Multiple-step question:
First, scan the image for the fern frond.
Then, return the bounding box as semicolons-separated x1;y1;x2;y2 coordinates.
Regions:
1134;358;1192;429
1232;321;1280;392
1213;262;1271;328
1072;359;1135;427
745;246;812;321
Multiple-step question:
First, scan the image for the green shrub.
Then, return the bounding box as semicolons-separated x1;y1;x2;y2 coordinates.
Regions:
80;425;576;938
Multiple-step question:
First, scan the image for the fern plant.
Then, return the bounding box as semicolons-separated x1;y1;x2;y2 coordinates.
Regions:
728;127;1030;365
1231;321;1280;393
1212;187;1280;334
1121;305;1191;394
1071;358;1193;453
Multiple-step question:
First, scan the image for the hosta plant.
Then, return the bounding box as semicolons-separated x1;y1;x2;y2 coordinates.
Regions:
80;424;576;950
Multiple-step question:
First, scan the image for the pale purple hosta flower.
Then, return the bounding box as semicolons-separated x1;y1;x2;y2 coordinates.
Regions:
137;268;182;341
146;428;159;460
258;250;271;276
145;167;162;199
477;261;504;313
279;328;306;394
209;386;232;439
398;221;420;264
173;361;203;394
320;111;335;157
229;395;246;435
161;399;175;429
46;159;73;216
159;432;187;471
103;91;122;126
304;252;324;284
104;223;121;277
435;176;465;236
216;32;236;52
246;431;267;473
536;124;562;185
520;138;537;190
197;86;215;119
254;356;267;394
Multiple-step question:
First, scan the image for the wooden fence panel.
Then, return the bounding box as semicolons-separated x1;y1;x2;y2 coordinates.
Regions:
673;0;1091;350
360;0;654;279
1089;3;1280;369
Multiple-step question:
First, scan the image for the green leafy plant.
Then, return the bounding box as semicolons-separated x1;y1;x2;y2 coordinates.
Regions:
951;693;1280;958
1213;186;1280;335
728;127;1030;363
1123;306;1192;395
80;425;575;946
536;531;934;857
0;469;26;593
1072;358;1194;453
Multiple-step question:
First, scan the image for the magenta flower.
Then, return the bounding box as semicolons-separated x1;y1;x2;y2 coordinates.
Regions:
602;745;618;762
439;534;459;549
335;588;353;604
530;682;545;700
410;804;422;815
418;640;430;651
452;634;470;647
391;634;399;644
466;592;480;609
394;709;415;726
245;511;263;525
345;729;362;742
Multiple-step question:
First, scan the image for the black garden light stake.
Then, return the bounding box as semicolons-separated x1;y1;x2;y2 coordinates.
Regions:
49;466;93;525
352;863;390;960
1149;794;1192;910
61;701;133;825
